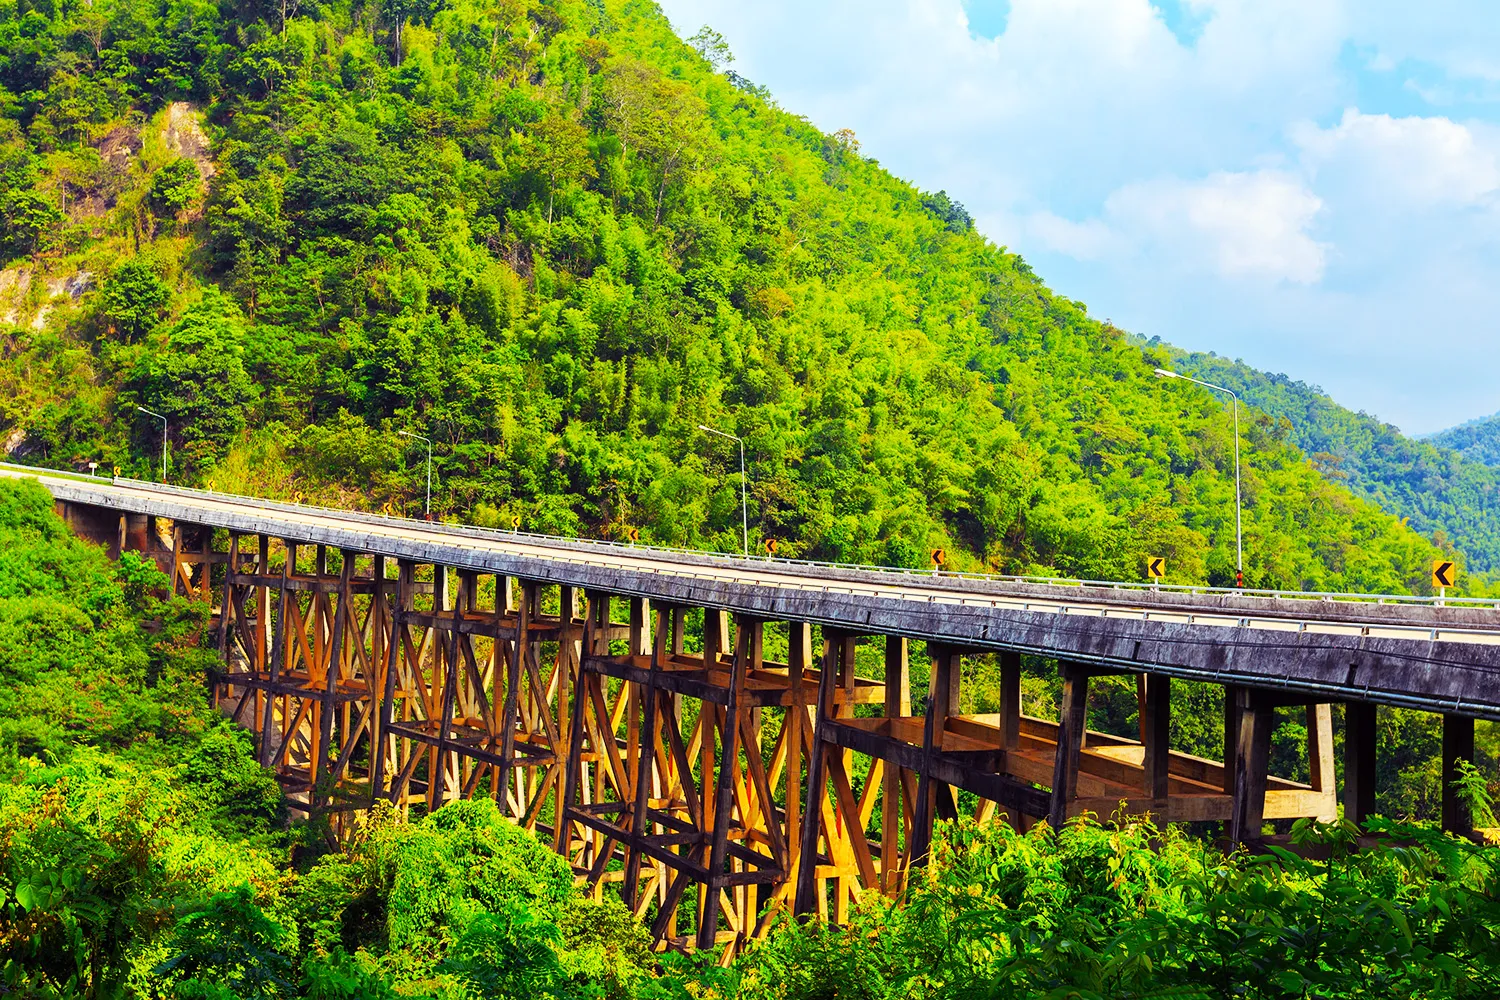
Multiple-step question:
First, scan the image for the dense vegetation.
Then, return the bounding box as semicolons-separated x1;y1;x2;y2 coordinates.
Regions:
0;476;1496;997
1430;411;1500;470
1167;346;1500;575
0;0;1477;597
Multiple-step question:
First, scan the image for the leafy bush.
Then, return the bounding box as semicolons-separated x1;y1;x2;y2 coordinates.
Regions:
100;258;172;341
149;157;203;216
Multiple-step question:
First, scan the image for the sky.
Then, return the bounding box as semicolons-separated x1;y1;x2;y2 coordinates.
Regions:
653;0;1500;436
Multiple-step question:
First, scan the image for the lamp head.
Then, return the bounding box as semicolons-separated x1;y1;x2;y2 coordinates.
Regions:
697;424;711;432
1154;368;1178;379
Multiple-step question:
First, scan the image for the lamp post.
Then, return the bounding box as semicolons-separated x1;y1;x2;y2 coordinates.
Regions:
136;406;167;483
1155;368;1243;587
398;430;432;519
698;423;748;557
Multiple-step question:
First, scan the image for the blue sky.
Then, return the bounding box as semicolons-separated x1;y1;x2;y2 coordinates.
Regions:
655;0;1500;435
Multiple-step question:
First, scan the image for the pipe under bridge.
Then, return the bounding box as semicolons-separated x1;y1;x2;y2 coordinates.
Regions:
25;469;1500;956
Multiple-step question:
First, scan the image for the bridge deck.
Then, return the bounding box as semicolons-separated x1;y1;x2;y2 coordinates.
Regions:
22;469;1500;720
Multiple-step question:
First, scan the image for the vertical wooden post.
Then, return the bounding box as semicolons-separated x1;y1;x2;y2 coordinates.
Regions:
431;566;464;808
313;552;352;803
999;650;1021;751
1343;701;1377;826
170;523;185;597
556;590;599;854
1306;704;1336;821
1229;689;1273;844
881;636;907;892
785;622;809;900
1142;674;1170;802
700;616;750;951
1442;713;1477;837
259;541;292;769
497;577;529;816
794;629;839;917
216;534;238;653
911;645;960;864
1048;663;1089;829
1222;684;1242;795
623;604;666;912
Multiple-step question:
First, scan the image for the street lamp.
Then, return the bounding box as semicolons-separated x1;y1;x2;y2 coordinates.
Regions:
1155;368;1243;587
698;423;748;557
135;406;167;483
398;430;432;519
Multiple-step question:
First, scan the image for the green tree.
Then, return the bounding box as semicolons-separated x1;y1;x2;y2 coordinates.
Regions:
129;289;259;471
100;257;171;341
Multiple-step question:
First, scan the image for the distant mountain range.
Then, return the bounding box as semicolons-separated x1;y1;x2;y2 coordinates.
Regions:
1427;412;1500;468
1156;346;1500;574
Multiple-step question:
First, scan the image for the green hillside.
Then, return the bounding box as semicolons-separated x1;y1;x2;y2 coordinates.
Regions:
1430;412;1500;469
1164;349;1500;573
0;0;1466;595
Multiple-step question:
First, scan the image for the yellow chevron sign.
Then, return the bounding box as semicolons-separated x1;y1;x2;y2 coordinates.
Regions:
1146;556;1166;579
1433;560;1457;589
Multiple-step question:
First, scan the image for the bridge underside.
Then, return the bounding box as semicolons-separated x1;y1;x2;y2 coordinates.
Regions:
52;501;1485;959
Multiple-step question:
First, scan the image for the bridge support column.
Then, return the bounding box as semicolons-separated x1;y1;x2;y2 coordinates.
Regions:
1306;704;1337;822
1442;713;1476;837
1048;663;1090;829
1343;701;1377;826
1142;674;1171;803
911;645;962;860
999;651;1022;752
1228;688;1273;845
880;636;911;893
1222;685;1242;795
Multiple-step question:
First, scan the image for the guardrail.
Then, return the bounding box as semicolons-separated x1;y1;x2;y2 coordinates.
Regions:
4;459;1494;611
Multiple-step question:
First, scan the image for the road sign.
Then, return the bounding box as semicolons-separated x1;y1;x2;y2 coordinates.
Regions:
511;514;521;529
1146;556;1166;579
931;548;946;568
627;527;640;543
764;538;777;555
1433;559;1457;589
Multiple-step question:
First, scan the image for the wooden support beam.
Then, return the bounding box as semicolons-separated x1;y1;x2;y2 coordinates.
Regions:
1222;684;1242;795
1048;662;1089;829
1306;704;1336;821
1000;650;1021;752
259;542;292;769
910;645;961;864
700;616;751;950
1343;701;1377;826
882;636;907;892
794;630;840;917
1229;689;1274;845
1142;673;1170;802
1442;713;1476;838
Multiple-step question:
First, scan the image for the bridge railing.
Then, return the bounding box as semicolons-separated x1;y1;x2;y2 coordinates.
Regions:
58;470;1489;611
3;460;1492;610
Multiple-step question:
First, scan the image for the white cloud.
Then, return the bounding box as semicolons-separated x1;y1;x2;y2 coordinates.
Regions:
1041;172;1326;284
1024;211;1119;260
1294;109;1500;208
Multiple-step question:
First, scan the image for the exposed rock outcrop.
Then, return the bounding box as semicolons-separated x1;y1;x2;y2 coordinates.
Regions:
162;102;215;180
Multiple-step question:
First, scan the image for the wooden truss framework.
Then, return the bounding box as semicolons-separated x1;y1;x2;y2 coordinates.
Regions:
123;521;1375;955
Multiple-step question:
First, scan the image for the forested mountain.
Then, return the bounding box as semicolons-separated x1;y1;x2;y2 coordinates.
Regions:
1164;348;1500;573
1430;412;1500;469
0;0;1467;594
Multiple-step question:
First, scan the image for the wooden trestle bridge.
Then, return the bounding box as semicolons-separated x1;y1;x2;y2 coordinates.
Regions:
24;470;1500;957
